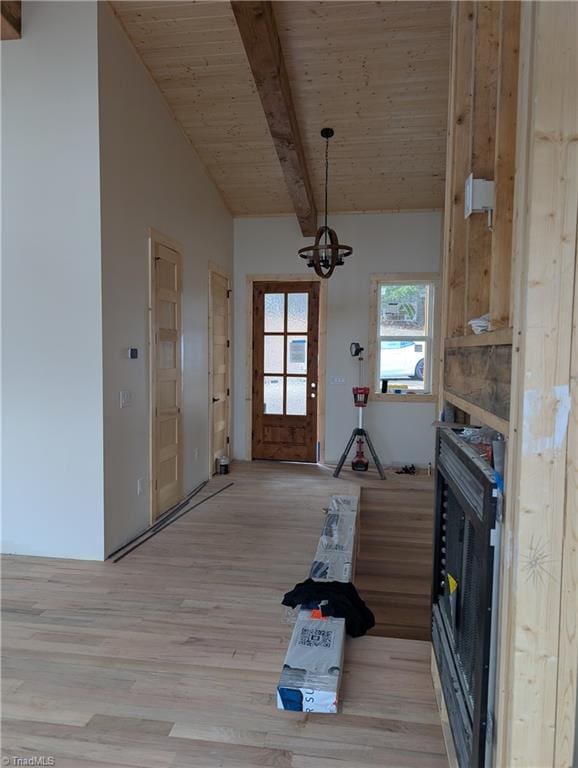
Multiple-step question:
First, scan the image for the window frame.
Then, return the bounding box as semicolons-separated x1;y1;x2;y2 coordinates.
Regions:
368;273;440;403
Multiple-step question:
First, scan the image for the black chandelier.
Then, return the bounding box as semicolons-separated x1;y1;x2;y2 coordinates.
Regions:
298;127;353;279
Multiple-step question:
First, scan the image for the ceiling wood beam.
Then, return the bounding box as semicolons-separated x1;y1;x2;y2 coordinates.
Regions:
1;1;21;40
231;1;317;237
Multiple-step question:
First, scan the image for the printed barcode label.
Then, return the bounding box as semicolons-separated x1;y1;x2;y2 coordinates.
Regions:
298;627;334;649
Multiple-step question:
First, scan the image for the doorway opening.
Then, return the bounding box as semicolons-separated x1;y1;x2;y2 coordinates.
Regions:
208;264;232;475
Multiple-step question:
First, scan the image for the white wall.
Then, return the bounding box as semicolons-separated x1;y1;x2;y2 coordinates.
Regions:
233;213;441;467
1;2;105;558
98;4;233;556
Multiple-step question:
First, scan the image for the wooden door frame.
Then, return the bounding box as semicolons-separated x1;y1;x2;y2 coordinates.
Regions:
245;274;327;462
208;261;232;475
148;227;184;524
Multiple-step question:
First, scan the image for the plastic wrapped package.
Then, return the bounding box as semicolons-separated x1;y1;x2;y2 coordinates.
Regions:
309;550;353;582
318;511;356;555
328;495;358;514
277;610;346;713
310;500;358;583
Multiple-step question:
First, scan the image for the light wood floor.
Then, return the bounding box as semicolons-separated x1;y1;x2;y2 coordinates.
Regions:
2;461;446;768
353;469;435;641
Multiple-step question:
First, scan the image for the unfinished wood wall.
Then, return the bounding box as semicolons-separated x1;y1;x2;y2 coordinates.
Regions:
438;0;520;432
496;2;578;765
438;2;578;766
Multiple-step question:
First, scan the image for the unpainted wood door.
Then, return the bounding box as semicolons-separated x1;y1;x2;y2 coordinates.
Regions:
152;242;182;520
252;281;320;462
209;269;231;473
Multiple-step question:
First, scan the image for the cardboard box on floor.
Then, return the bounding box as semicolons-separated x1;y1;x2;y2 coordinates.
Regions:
277;494;358;714
277;611;346;713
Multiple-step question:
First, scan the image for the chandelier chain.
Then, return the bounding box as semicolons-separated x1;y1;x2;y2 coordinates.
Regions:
324;134;329;239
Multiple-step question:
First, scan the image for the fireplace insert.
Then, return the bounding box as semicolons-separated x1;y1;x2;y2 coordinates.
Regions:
432;428;501;768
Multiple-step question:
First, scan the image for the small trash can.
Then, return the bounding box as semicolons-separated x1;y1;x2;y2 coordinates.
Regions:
217;456;230;475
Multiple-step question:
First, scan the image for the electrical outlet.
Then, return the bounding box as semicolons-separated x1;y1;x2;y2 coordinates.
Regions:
194;448;199;461
120;389;132;408
137;477;145;496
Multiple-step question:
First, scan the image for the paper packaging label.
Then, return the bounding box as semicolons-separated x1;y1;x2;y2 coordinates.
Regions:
276;689;337;714
300;688;337;713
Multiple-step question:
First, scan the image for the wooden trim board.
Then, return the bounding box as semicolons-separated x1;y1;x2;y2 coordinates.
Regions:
1;1;21;40
208;262;232;476
431;649;460;768
444;328;513;349
495;3;578;764
443;390;509;435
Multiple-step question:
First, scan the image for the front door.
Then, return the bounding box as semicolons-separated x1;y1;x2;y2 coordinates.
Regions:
251;281;320;462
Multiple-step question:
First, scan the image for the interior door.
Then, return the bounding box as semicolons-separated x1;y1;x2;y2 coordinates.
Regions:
152;241;182;520
252;281;320;462
209;268;230;473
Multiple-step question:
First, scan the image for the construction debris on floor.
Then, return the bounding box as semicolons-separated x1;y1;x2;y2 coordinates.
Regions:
277;493;374;714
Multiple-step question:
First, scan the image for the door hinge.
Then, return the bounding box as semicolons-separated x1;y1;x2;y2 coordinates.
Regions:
226;339;230;348
155;480;158;490
227;388;230;397
227;289;231;298
155;407;158;417
226;436;230;445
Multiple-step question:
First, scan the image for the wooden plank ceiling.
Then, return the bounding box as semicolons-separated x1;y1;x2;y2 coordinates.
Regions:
111;1;450;217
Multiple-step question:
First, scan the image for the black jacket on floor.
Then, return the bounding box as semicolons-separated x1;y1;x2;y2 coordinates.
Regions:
282;579;375;638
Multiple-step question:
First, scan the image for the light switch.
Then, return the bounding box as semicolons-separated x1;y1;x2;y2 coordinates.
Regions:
120;389;132;408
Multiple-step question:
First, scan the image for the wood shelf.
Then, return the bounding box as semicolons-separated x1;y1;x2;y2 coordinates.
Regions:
370;393;438;404
444;328;513;348
444;390;509;435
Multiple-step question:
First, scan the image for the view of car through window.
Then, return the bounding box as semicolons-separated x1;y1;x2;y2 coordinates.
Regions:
377;282;432;393
380;340;425;380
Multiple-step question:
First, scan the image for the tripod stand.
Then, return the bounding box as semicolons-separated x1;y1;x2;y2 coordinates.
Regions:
333;343;385;480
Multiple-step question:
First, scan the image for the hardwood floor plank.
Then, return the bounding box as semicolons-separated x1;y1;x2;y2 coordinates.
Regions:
356;480;435;641
1;461;444;767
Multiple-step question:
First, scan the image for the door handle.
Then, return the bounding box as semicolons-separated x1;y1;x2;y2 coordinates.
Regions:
212;397;220;403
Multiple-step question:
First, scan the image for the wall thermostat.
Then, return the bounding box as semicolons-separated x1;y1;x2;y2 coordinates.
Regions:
127;347;138;359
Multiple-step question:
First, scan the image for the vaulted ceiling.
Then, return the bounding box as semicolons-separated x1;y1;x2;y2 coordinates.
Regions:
111;1;451;221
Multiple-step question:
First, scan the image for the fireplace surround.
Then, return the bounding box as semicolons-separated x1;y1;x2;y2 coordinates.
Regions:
432;428;501;767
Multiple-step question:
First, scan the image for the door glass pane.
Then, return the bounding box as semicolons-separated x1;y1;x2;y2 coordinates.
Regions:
287;336;307;374
287;293;308;332
286;377;307;415
264;293;285;332
264;376;283;414
379;283;429;336
264;335;284;373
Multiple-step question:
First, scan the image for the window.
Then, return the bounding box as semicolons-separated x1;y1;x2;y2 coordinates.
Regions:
369;275;438;399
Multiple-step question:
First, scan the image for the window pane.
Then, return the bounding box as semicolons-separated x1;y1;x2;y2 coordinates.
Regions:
287;336;307;374
287;293;308;332
286;377;307;415
379;339;428;392
264;376;283;414
380;283;429;336
264;335;284;373
264;293;284;332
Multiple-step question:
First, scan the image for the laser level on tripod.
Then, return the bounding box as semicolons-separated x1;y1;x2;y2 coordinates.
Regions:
333;342;385;479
